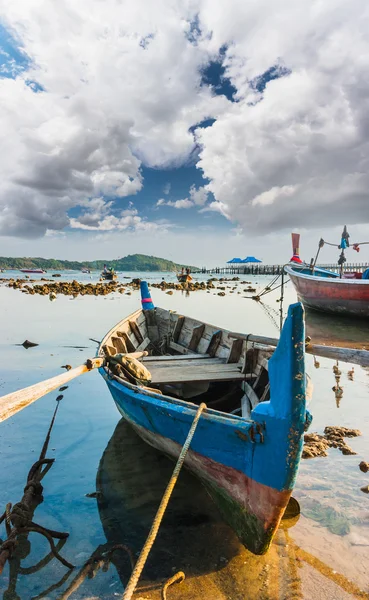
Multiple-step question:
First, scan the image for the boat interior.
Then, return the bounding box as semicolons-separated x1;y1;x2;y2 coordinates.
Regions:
100;307;275;419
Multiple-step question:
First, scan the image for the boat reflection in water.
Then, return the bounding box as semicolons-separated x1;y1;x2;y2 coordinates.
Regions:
305;307;369;349
96;419;366;599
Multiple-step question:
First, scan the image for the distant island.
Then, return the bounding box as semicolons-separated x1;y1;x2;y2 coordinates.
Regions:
0;253;200;272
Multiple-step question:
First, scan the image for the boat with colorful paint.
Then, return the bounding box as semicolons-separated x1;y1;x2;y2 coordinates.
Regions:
286;229;369;318
19;268;46;274
177;273;192;283
98;282;311;555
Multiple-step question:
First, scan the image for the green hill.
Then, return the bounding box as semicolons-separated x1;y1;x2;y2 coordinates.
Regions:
0;253;200;272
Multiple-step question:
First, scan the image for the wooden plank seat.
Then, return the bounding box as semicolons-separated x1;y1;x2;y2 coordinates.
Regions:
145;357;253;385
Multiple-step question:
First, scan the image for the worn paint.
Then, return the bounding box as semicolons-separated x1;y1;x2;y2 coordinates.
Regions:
286;266;369;317
99;302;309;554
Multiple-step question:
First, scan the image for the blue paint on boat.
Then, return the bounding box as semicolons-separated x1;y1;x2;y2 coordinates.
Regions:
140;281;155;310
100;302;307;493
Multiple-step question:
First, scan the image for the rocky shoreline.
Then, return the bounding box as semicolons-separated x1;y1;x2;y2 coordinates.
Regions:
0;276;257;299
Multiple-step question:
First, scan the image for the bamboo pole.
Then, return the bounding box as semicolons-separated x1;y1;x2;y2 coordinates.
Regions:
228;333;369;367
0;358;104;423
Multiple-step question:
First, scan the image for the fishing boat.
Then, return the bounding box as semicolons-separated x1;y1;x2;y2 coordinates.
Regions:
177;273;192;283
98;281;311;555
285;229;369;318
81;268;91;274
101;268;117;281
20;268;46;274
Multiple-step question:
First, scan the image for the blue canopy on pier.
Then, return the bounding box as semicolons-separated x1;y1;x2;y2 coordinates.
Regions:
227;258;243;263
242;256;262;263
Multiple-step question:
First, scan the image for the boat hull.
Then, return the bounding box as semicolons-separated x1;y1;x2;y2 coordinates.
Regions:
99;301;307;555
286;267;369;317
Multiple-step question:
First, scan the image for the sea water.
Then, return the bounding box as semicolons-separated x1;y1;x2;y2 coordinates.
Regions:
0;273;368;599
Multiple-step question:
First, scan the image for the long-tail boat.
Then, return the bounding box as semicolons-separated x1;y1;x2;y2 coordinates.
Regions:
285;229;369;318
98;282;311;555
177;272;192;283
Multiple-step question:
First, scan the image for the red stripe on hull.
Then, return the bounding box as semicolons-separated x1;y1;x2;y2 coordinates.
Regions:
289;273;369;317
131;420;290;553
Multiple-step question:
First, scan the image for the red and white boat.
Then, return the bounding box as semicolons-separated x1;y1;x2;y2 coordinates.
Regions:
285;230;369;318
20;269;46;274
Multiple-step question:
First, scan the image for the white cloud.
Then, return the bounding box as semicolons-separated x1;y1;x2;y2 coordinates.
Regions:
189;184;209;206
167;199;194;209
163;182;171;195
70;199;165;231
1;0;369;242
194;0;369;232
251;185;297;207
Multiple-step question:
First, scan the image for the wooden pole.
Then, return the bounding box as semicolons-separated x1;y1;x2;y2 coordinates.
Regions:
0;358;104;423
228;333;369;368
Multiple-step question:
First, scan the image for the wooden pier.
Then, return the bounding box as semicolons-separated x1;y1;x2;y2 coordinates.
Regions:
200;263;369;276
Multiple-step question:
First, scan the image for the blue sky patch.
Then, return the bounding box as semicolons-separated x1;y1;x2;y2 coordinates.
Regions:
201;46;236;101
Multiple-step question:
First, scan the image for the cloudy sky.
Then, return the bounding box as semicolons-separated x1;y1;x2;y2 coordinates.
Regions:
0;0;369;266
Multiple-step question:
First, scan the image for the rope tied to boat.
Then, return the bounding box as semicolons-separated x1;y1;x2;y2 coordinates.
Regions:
0;392;73;574
122;402;207;600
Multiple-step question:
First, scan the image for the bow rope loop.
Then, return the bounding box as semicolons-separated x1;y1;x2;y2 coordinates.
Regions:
122;402;207;600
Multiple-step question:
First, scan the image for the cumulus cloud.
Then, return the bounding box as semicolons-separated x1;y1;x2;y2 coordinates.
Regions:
70;199;164;231
189;184;209;206
1;0;369;241
0;0;227;238
156;198;194;209
195;0;369;232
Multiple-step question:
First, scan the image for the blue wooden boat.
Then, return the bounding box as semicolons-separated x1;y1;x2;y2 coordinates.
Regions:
98;282;311;555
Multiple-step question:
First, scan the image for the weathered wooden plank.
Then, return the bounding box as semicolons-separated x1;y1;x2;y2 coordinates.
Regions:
117;331;136;353
169;340;190;354
144;309;160;343
146;358;228;369
227;339;243;363
143;353;209;362
172;315;185;342
150;363;242;377
229;332;369;368
103;344;117;356
150;369;252;385
207;330;222;357
188;324;206;351
111;336;127;353
136;337;151;352
129;320;144;345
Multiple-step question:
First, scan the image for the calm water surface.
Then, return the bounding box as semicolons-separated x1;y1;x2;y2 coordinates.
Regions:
0;272;368;599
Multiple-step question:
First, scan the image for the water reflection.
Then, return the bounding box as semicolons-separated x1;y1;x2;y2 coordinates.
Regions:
93;420;368;599
305;308;369;349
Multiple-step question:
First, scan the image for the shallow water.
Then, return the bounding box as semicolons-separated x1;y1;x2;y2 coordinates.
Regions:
0;272;368;599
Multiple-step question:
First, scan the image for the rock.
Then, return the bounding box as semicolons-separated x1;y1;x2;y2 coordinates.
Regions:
217;292;226;297
61;364;72;371
303;427;361;459
22;339;39;349
361;485;369;494
166;290;173;295
359;461;369;473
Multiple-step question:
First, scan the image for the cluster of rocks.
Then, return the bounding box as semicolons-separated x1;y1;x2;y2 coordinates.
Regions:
6;278;131;298
303;426;361;459
2;275;261;299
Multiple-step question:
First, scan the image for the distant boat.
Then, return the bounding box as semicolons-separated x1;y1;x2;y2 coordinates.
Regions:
177;273;192;283
97;281;310;555
20;269;45;274
81;268;91;273
101;269;117;281
286;230;369;318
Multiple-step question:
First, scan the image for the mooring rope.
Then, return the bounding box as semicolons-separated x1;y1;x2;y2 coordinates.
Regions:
122;402;207;600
